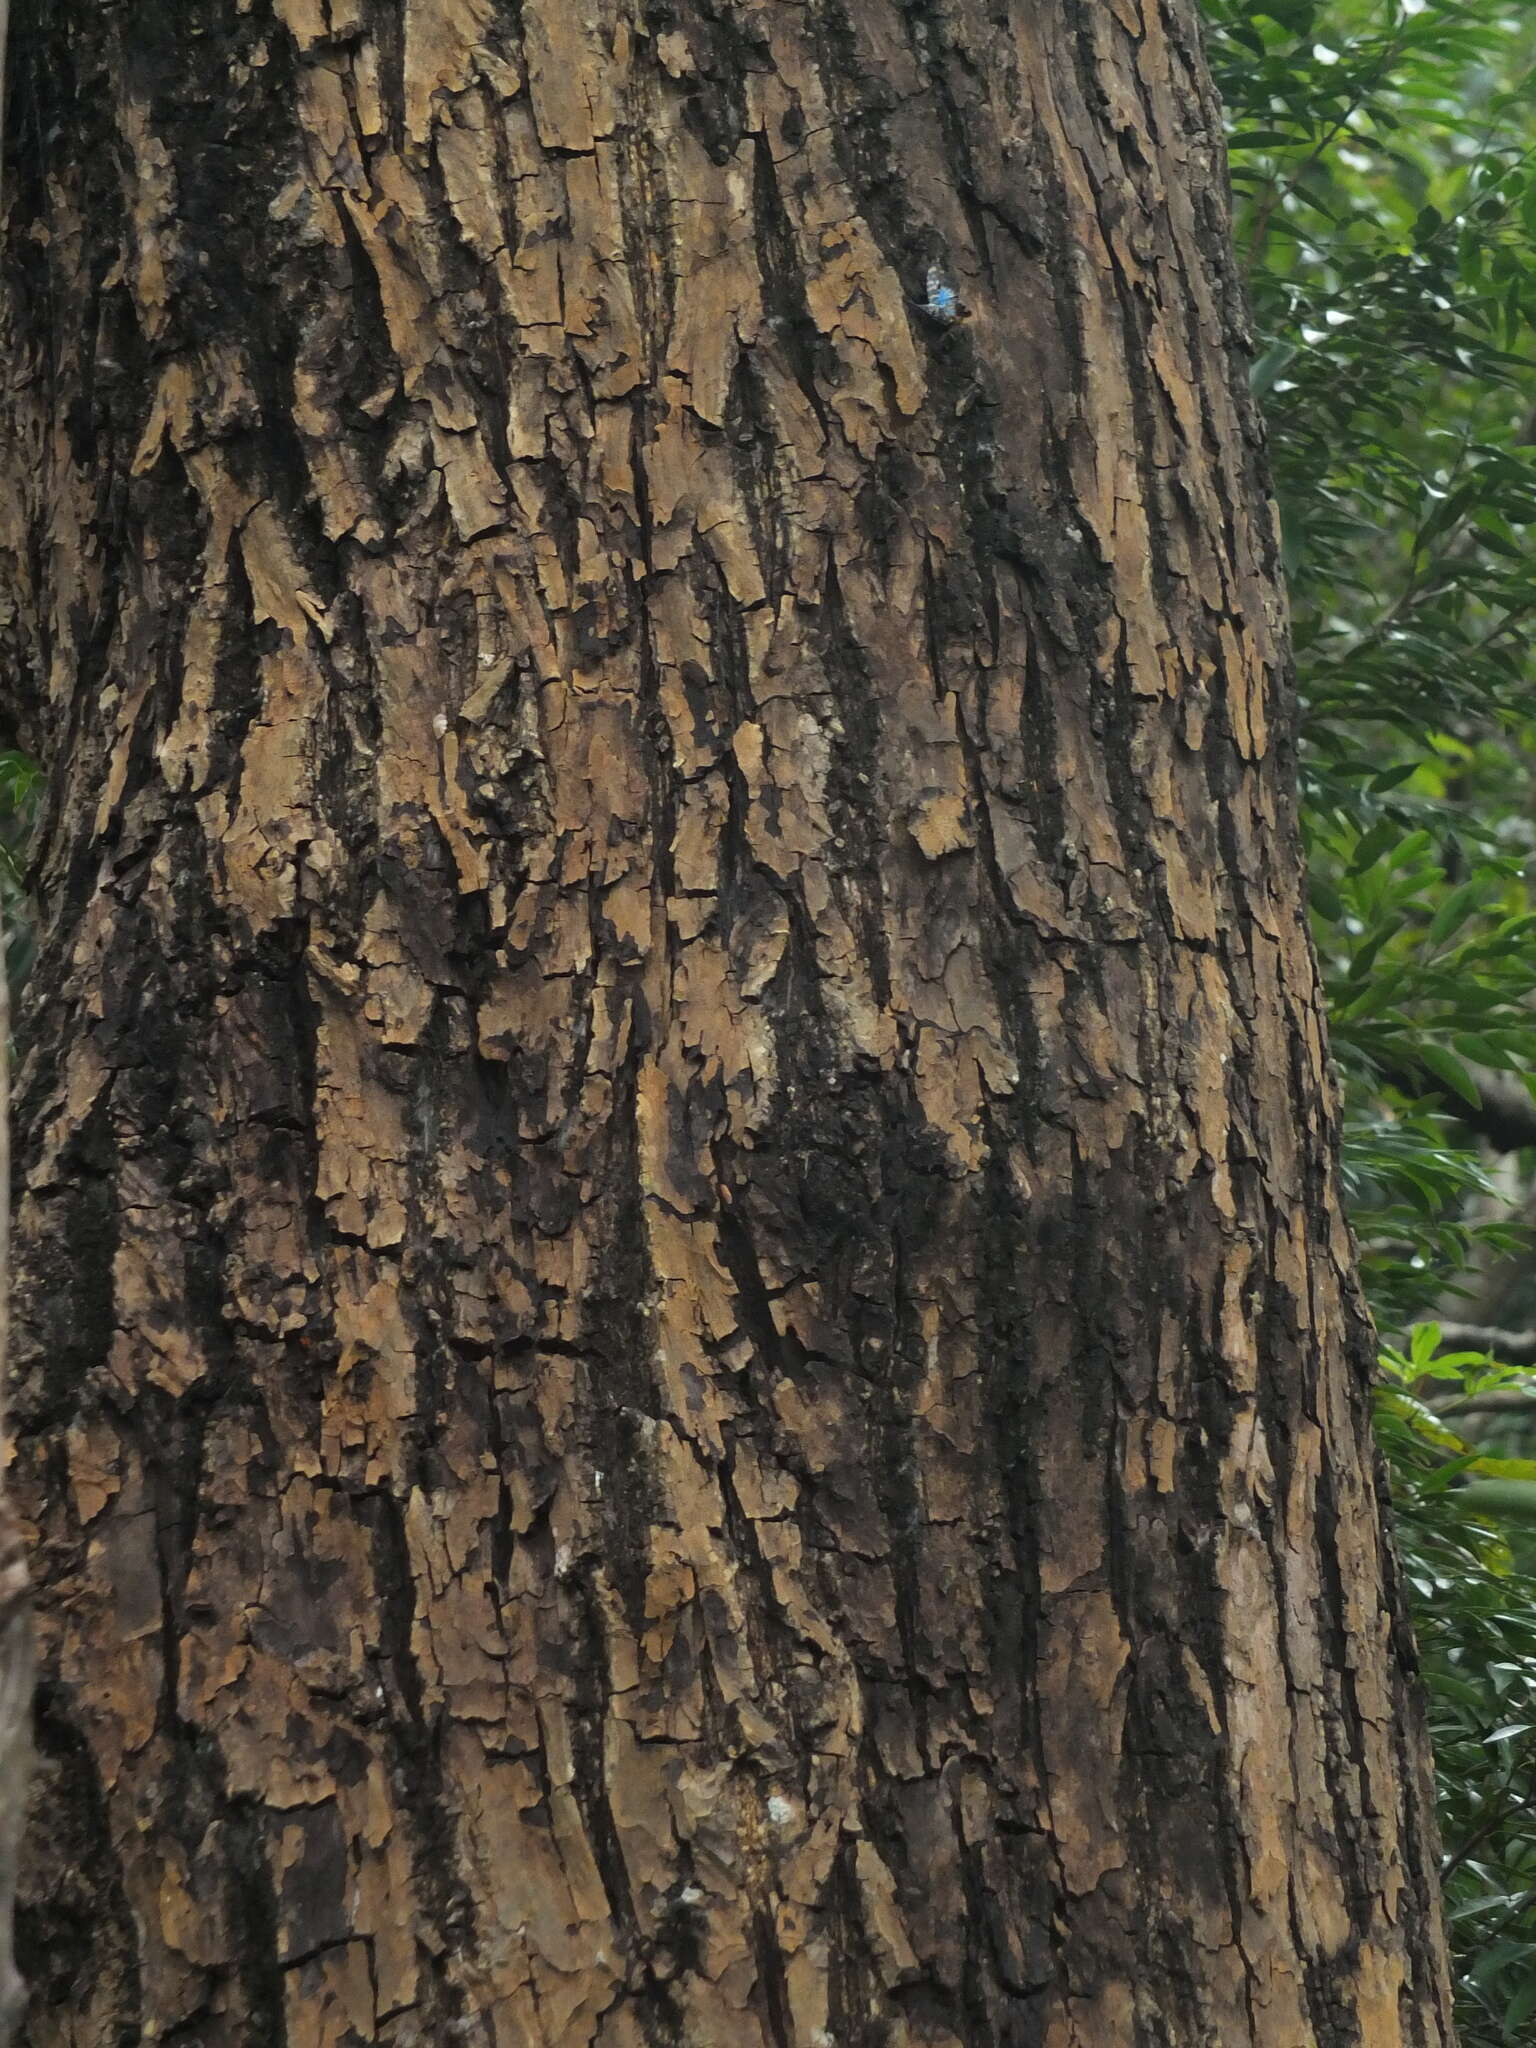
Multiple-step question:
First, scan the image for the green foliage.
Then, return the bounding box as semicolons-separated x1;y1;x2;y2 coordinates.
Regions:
1209;0;1536;2034
0;751;37;1003
0;752;37;875
1378;1379;1536;2043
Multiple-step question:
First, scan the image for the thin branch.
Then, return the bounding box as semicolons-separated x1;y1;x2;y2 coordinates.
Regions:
1442;1747;1536;1885
1434;1392;1536;1419
1386;1060;1536;1154
1430;1324;1536;1370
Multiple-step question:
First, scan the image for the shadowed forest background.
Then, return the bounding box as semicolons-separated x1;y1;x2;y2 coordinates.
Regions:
4;0;1536;2039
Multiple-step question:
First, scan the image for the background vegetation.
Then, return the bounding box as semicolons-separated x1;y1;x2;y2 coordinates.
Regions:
2;2;1535;2033
1206;1;1536;2036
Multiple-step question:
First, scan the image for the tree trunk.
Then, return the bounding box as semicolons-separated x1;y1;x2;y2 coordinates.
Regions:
0;2;1455;2043
0;8;39;2006
0;881;34;2048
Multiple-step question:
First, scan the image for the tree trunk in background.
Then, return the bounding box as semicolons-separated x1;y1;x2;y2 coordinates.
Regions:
0;1;1455;2043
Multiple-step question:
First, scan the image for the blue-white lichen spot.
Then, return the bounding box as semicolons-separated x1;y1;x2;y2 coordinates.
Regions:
923;266;963;323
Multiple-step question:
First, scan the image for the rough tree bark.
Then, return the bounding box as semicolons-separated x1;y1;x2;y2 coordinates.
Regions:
0;1;1455;2043
0;898;34;2048
0;0;38;2033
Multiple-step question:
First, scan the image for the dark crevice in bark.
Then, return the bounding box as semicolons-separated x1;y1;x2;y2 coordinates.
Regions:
16;1685;142;2027
363;1487;476;2034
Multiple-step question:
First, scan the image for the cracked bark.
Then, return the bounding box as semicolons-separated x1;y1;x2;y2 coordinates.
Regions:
0;886;32;2048
0;1;1454;2043
0;4;36;2037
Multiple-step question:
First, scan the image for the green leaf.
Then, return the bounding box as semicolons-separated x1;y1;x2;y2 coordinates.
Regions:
1417;1043;1482;1109
1425;879;1486;951
1503;1976;1536;2036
